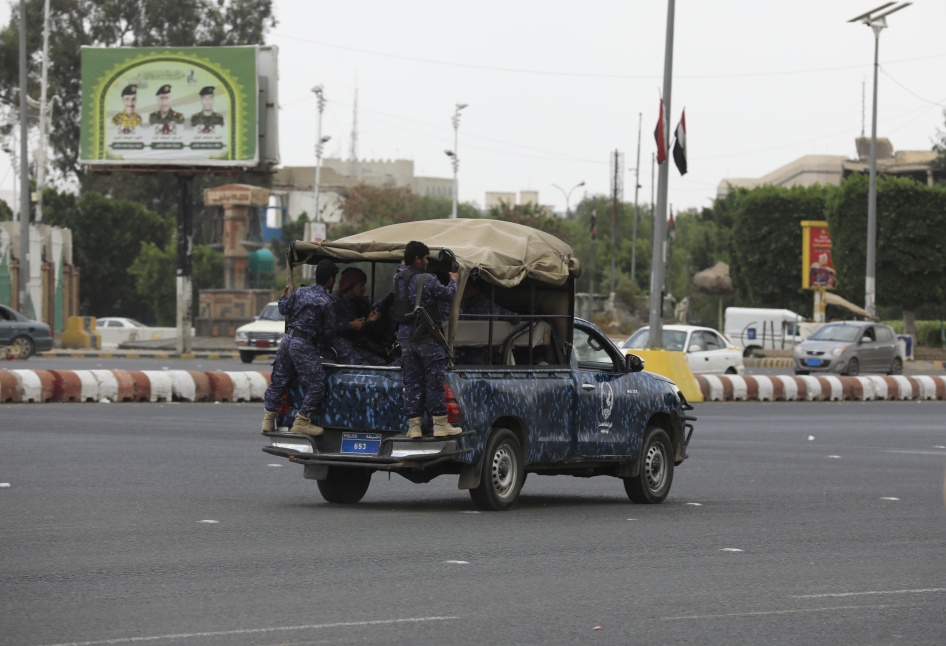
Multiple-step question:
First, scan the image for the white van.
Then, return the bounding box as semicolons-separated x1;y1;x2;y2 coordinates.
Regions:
724;307;804;357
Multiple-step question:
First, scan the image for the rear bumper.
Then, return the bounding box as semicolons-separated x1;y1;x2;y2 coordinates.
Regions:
262;430;475;470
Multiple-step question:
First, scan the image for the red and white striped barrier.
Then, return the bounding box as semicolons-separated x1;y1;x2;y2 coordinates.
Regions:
0;369;271;403
695;374;946;402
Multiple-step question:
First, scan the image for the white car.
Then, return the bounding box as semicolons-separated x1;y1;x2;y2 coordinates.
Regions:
95;317;150;329
235;302;285;363
621;324;745;375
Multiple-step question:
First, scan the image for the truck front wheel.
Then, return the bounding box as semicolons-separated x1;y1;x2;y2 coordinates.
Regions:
317;467;372;504
470;428;524;511
624;426;674;504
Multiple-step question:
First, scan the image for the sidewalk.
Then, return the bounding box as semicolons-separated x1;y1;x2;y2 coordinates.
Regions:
35;337;240;360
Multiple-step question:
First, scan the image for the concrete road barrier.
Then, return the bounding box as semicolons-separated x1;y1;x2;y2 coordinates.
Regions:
695;374;946;402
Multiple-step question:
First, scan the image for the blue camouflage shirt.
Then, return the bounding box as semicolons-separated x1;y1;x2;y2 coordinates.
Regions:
280;284;332;341
394;267;457;344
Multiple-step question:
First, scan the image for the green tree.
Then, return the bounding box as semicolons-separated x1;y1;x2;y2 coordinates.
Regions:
728;184;833;314
826;173;946;335
0;199;12;221
41;189;172;318
129;241;223;325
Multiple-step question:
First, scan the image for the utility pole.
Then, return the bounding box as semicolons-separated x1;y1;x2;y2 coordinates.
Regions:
648;0;676;349
33;0;52;225
609;149;623;296
18;0;32;317
631;113;642;283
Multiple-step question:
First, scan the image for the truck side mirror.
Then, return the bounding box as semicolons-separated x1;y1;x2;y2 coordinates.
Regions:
625;353;645;373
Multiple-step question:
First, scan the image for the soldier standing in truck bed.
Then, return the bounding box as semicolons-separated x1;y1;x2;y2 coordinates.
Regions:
392;241;461;439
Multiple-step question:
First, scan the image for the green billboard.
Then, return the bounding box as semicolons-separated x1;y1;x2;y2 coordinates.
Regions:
80;46;259;167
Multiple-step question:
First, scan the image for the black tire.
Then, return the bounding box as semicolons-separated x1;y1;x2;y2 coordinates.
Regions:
743;346;759;358
470;428;524;511
317;467;372;504
624;426;674;504
11;335;34;359
844;357;860;376
888;357;903;375
239;350;255;364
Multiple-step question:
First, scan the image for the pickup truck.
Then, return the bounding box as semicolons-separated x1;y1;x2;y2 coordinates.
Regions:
262;219;695;511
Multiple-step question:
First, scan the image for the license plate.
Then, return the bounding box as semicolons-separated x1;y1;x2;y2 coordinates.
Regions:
341;432;381;455
254;339;272;348
806;359;822;367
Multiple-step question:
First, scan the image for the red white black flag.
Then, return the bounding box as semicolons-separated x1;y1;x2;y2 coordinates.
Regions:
672;110;687;176
654;99;667;164
590;207;597;239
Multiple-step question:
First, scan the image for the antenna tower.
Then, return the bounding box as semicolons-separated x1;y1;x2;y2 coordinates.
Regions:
350;88;359;177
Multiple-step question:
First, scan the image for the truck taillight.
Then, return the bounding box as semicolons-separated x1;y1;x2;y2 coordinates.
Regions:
444;383;461;423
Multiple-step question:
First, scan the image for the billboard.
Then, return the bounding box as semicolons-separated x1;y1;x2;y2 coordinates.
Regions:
801;220;837;290
80;46;260;167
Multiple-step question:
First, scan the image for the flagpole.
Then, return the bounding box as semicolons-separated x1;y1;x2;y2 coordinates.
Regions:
648;0;675;349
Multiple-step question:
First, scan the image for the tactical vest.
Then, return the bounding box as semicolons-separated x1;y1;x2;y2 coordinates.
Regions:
391;268;442;331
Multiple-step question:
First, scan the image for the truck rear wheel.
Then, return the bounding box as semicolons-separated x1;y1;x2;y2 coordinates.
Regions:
470;428;524;511
624;426;674;504
317;467;372;504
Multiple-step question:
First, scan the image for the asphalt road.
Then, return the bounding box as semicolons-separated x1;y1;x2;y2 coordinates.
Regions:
1;402;945;646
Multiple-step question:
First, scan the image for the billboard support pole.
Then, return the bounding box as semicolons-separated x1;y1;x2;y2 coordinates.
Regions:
176;174;194;353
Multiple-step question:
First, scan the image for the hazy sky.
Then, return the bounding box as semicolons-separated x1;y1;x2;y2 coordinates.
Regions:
3;0;945;216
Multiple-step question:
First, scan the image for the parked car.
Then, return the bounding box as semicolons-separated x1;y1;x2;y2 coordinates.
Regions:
793;321;901;376
0;304;54;359
95;317;149;329
621;324;745;375
235;302;284;363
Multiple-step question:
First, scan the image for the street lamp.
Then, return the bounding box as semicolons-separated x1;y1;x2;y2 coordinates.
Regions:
848;2;911;317
311;85;328;228
551;181;585;217
449;102;468;218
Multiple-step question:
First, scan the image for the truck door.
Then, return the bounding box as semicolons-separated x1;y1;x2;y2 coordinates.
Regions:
572;323;638;458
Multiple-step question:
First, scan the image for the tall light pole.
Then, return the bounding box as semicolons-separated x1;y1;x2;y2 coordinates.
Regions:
631;112;642;283
447;102;468;218
311;85;328;228
551;180;585;217
848;2;911;317
648;0;676;349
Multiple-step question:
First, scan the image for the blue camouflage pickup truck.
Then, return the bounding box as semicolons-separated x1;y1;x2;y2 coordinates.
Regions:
262;219;695;511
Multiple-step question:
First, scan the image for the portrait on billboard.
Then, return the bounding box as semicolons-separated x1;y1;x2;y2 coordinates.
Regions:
80;47;258;167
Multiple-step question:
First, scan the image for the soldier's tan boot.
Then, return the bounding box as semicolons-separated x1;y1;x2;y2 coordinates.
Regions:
406;417;423;439
261;410;278;433
432;414;461;437
290;413;324;436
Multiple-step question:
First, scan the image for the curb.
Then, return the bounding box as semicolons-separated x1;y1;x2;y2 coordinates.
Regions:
0;369;270;403
33;350;241;360
695;374;946;402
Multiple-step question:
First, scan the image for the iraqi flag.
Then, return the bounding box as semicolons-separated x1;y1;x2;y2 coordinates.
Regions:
654;99;667;164
672;110;687;176
590;207;597;239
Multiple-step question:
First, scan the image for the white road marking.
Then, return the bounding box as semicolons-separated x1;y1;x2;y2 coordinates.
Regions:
266;464;283;467
0;483;10;488
793;588;946;599
880;497;900;501
934;445;946;449
661;604;894;621
38;616;461;646
719;548;743;552
883;450;946;456
828;455;841;459
444;560;469;564
197;520;219;524
460;510;480;514
685;502;702;506
808;435;815;441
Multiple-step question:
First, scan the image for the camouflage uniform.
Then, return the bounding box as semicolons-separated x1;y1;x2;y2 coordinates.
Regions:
191;111;224;132
324;292;387;366
112;112;142;131
149;109;185;131
263;284;332;415
395;267;457;418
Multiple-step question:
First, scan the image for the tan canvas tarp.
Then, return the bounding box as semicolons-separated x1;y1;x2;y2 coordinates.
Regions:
292;218;581;288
